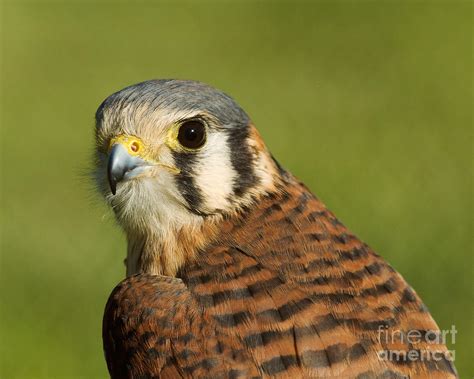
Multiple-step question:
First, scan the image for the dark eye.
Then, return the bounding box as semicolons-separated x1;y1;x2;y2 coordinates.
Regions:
177;120;206;149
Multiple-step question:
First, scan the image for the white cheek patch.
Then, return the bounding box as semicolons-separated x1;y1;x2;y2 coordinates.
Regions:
193;131;237;213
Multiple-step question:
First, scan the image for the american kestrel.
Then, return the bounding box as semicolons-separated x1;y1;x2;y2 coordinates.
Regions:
94;80;457;378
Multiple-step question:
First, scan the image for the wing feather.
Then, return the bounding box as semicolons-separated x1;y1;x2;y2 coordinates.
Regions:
103;274;260;378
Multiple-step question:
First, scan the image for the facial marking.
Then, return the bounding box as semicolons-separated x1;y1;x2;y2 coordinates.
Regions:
193;131;237;213
95;79;278;221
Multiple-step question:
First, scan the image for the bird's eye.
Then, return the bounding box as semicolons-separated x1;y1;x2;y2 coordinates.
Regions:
177;120;206;149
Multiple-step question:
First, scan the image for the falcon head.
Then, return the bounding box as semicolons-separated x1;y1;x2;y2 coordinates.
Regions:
94;80;280;239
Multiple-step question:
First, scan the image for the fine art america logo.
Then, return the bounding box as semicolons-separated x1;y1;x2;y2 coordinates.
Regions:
377;325;456;363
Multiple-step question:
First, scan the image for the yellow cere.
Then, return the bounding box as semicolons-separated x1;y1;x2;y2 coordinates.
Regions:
109;134;181;174
108;134;145;156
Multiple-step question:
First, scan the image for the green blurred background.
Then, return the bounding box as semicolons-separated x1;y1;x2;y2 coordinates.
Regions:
1;1;472;378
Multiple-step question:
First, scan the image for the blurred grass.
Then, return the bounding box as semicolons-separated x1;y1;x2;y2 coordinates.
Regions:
0;1;472;378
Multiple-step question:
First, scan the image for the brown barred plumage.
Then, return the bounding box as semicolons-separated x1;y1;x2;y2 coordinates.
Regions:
103;174;456;378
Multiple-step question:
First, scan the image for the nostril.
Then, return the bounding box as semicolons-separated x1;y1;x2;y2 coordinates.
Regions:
130;141;140;153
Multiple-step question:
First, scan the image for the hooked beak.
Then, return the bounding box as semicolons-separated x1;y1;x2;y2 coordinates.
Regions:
107;144;150;195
